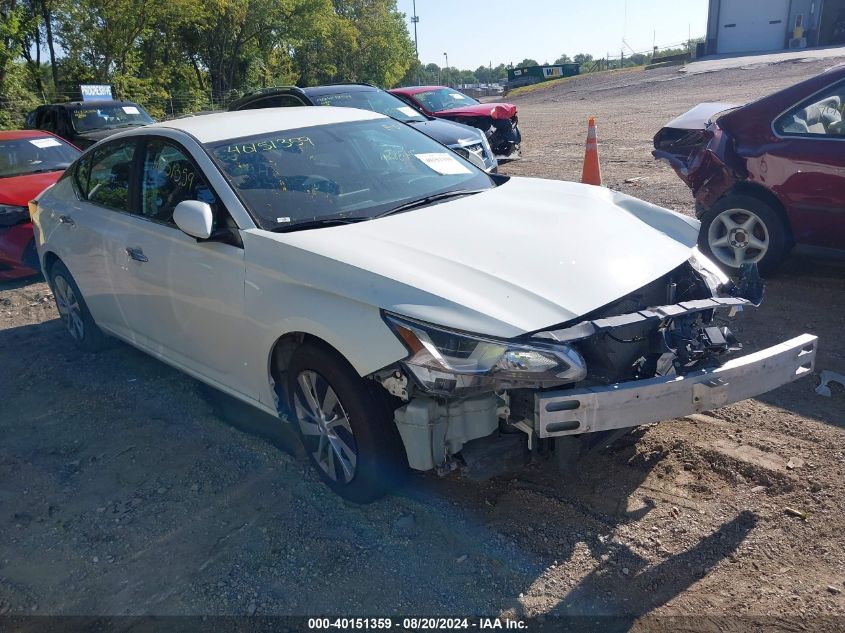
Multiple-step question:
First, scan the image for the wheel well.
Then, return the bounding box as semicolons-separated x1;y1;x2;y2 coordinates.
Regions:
42;251;60;278
716;183;794;245
269;332;347;414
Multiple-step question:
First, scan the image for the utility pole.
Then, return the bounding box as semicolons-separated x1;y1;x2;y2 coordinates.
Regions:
411;0;420;84
488;60;492;96
443;52;449;87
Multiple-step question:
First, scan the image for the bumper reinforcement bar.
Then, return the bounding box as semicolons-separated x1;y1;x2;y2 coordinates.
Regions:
536;333;817;438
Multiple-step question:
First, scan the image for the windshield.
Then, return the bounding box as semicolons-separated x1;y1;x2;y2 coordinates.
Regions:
0;136;80;178
209;118;494;231
71;104;154;133
413;89;480;112
310;90;427;123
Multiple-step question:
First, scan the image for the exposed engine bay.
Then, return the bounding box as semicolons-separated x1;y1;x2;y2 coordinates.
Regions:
367;251;816;478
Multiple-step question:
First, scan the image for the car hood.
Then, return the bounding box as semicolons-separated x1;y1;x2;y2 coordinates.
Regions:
0;170;64;206
255;178;700;338
661;102;741;130
407;117;484;145
436;102;517;119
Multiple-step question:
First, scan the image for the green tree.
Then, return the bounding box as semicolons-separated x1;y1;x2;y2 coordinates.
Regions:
295;0;414;87
517;58;538;68
554;53;571;64
1;0;24;96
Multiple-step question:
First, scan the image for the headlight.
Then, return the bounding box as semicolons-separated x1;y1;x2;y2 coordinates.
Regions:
0;204;29;227
689;247;729;293
383;312;586;395
479;132;494;162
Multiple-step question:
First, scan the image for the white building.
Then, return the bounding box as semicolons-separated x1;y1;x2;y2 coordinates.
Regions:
705;0;845;55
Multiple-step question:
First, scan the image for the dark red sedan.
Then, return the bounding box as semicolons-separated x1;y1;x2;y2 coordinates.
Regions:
653;65;845;275
389;86;521;160
0;130;80;280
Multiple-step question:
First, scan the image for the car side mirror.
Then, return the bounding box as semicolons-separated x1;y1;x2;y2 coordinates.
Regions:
173;200;213;239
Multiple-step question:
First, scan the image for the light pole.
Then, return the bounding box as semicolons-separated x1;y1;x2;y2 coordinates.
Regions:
411;0;420;83
443;52;449;87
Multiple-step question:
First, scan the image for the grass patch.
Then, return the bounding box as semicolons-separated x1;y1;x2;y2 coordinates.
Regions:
506;66;645;98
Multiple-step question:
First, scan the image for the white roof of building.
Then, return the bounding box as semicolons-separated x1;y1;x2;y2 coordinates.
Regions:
148;106;386;143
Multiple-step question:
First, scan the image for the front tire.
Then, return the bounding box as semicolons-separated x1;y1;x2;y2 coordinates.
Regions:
698;194;790;276
48;260;108;352
287;342;408;503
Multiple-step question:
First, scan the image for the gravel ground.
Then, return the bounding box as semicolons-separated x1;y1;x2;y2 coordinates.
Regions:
1;58;844;626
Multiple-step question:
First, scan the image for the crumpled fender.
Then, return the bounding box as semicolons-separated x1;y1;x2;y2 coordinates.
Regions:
657;127;747;210
652;149;693;183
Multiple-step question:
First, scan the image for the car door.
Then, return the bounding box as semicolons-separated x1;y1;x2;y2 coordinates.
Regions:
116;136;253;397
770;80;845;251
52;137;139;336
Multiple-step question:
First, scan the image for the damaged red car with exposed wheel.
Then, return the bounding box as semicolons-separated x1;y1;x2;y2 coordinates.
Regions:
653;65;845;275
390;86;522;160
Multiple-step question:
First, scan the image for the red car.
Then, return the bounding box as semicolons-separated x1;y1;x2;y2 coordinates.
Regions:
0;130;80;280
389;86;521;160
653;65;845;275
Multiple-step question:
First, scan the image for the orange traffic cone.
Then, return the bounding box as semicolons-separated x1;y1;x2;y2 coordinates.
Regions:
580;117;602;186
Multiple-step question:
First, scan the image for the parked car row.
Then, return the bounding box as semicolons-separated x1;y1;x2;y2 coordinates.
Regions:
227;83;502;172
3;83;520;280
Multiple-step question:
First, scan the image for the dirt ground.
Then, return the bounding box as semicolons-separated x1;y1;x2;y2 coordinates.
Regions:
2;58;845;626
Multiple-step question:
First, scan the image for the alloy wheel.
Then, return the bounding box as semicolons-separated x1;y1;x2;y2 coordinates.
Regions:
293;370;358;483
707;208;770;269
53;275;84;340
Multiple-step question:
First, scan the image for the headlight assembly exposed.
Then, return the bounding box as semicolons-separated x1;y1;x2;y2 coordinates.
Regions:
689;246;730;293
383;312;587;395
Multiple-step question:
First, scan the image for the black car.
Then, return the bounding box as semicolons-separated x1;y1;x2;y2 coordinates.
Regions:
25;100;155;149
228;84;498;172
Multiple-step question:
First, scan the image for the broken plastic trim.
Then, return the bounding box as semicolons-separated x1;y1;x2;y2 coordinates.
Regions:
532;296;751;344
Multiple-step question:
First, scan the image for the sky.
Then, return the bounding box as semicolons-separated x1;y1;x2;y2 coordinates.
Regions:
400;0;709;69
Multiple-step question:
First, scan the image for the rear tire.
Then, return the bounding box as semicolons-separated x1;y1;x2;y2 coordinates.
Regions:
287;342;408;503
698;194;790;276
48;260;109;352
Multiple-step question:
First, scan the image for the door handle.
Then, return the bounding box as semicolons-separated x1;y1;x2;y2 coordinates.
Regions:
58;214;75;226
125;247;148;263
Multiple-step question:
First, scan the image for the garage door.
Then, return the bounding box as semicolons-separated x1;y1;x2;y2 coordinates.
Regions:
717;0;790;54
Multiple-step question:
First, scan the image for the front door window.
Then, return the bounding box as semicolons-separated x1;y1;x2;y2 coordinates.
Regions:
140;141;219;226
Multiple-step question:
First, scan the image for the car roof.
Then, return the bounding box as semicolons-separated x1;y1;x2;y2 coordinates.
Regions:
302;84;379;96
146;106;386;143
0;129;63;141
391;86;448;95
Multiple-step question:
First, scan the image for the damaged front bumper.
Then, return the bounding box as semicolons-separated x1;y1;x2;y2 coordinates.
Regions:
536;333;817;438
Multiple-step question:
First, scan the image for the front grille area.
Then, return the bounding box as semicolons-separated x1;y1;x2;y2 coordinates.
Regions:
452;142;488;164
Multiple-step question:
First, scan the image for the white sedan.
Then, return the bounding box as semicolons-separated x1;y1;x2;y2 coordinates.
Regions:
31;107;817;501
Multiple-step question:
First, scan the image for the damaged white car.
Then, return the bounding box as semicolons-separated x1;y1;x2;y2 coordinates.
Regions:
31;107;818;501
